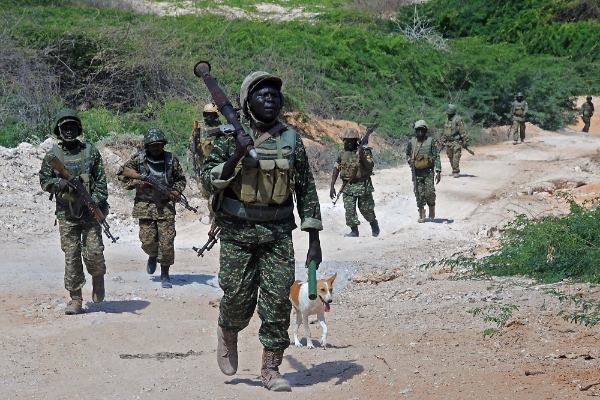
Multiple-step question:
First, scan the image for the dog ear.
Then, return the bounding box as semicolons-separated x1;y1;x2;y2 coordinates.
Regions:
328;273;337;283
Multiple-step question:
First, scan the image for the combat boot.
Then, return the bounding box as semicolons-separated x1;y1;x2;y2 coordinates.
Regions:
453;173;459;178
370;220;380;237
160;265;172;288
520;138;524;143
261;349;291;392
65;289;83;315
344;226;359;237
428;206;435;221
418;208;426;223
146;256;157;274
217;326;238;376
92;275;105;303
513;140;518;145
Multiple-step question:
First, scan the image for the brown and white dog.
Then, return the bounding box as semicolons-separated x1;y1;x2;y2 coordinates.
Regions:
289;273;337;349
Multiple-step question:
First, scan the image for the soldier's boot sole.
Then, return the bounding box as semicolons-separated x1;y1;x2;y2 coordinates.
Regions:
92;276;105;303
146;256;157;274
65;289;83;315
217;327;238;376
261;349;291;392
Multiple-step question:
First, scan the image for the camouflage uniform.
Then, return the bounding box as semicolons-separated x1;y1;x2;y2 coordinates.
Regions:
443;114;466;175
511;98;528;141
117;131;186;267
39;141;108;292
201;121;322;351
406;136;442;209
193;117;224;198
335;149;376;227
581;98;594;133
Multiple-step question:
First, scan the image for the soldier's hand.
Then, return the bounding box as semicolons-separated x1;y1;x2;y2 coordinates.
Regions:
233;132;254;159
329;186;336;200
169;191;180;202
305;229;322;269
435;171;441;185
59;178;70;191
139;181;152;190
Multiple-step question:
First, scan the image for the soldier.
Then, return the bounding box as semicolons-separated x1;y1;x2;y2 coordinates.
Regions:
329;128;380;237
117;128;186;289
39;110;108;315
511;92;528;144
442;104;467;178
190;103;224;197
406;120;441;223
581;96;594;133
201;71;322;392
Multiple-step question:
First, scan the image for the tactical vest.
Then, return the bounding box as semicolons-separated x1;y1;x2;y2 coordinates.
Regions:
582;103;593;117
513;101;526;116
410;137;435;170
443;117;461;140
228;125;296;206
339;150;371;182
51;144;94;216
135;151;175;203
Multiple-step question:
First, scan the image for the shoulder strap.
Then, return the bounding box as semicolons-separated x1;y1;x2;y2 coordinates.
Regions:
253;122;286;149
50;145;64;164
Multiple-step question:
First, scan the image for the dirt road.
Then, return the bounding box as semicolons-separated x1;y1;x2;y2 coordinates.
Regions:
1;125;600;399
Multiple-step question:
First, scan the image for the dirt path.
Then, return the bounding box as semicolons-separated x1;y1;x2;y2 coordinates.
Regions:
2;126;600;398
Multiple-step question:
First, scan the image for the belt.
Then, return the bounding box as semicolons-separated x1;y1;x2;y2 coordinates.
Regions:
220;196;294;222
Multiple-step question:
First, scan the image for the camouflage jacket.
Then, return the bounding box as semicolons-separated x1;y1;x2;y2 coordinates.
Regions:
334;148;375;196
581;101;595;117
405;136;442;173
511;100;528;121
201;122;323;244
117;150;186;220
39;141;108;221
443;115;467;142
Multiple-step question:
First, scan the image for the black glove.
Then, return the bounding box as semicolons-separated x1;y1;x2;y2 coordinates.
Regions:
59;178;70;191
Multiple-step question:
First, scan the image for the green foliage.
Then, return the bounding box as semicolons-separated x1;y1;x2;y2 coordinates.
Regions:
415;0;600;61
546;289;600;327
424;194;600;284
468;304;519;338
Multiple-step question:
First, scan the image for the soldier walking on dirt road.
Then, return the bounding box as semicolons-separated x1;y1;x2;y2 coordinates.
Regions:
39;110;109;315
190;103;224;198
511;92;529;144
442;104;467;178
117;128;187;289
201;71;323;392
406;120;441;223
581;96;594;133
329;128;380;237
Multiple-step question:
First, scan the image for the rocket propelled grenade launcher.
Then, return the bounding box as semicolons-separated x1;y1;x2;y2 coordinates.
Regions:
193;61;258;159
308;260;317;300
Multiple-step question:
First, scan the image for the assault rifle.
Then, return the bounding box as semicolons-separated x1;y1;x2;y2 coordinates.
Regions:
439;139;475;155
192;221;220;257
332;127;373;206
47;156;119;243
194;61;258;159
507;124;513;139
121;167;198;213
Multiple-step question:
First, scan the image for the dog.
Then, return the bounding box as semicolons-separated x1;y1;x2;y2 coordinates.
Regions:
290;273;337;349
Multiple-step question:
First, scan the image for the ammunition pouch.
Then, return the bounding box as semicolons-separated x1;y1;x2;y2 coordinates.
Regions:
584;110;591;117
231;158;294;205
414;154;434;170
514;108;524;116
220;196;293;221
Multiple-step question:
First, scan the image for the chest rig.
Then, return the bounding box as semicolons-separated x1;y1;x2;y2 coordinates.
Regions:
513;100;526;116
135;151;175;203
410;137;435;170
443;117;461;140
51;144;94;217
339;150;371;182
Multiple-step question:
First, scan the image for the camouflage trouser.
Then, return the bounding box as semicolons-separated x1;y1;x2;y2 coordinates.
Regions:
445;141;462;174
218;236;295;351
512;120;526;140
582;116;591;133
414;169;436;209
138;218;176;266
343;192;376;227
58;219;106;292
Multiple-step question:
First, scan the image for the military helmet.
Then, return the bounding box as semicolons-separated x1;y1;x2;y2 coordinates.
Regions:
203;103;218;114
53;109;82;137
445;104;457;114
240;71;283;117
587;95;593;100
414;120;428;131
342;128;360;140
516;92;524;98
144;128;168;146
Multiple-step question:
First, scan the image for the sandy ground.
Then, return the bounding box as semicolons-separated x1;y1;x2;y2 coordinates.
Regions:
2;124;600;398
